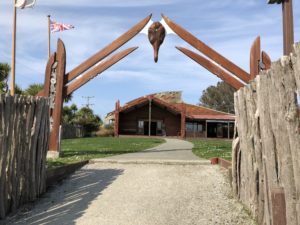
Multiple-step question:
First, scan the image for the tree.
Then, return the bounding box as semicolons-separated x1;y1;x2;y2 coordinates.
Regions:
0;63;10;93
14;85;23;95
62;104;78;124
199;81;235;114
62;104;102;136
23;83;43;96
74;107;102;135
22;82;73;102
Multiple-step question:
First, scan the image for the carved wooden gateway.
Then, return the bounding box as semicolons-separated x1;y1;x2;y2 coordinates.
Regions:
37;14;271;156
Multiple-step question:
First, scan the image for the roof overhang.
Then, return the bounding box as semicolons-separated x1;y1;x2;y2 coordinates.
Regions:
119;96;181;115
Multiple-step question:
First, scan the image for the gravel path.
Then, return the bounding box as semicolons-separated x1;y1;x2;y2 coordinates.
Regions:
1;139;256;225
3;163;255;225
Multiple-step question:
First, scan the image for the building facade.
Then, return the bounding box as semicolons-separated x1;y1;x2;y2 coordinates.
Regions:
106;92;235;139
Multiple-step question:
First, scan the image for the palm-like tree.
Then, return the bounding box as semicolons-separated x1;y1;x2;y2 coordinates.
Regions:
23;83;72;102
23;83;44;96
0;63;10;93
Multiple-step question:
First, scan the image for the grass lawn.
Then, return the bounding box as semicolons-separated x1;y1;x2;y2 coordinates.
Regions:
47;137;165;168
188;138;232;161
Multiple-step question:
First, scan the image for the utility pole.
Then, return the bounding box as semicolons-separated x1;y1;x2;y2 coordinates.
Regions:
82;96;95;109
268;0;294;55
148;98;152;136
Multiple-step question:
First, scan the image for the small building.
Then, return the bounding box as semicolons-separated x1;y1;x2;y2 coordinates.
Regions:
106;91;235;139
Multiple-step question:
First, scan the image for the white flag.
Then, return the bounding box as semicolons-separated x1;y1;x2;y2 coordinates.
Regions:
15;0;36;9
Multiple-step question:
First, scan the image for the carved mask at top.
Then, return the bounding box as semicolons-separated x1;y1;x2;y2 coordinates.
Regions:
148;22;166;63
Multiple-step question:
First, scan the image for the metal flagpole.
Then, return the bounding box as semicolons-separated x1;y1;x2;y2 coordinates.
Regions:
48;15;51;58
10;0;17;96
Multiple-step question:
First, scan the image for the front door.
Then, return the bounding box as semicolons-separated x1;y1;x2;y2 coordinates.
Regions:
217;123;223;138
144;121;157;136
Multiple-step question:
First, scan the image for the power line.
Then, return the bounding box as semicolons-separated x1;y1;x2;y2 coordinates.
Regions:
82;96;95;109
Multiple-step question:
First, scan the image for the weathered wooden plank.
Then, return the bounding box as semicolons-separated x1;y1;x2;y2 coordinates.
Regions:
2;95;13;216
9;95;21;212
0;94;8;218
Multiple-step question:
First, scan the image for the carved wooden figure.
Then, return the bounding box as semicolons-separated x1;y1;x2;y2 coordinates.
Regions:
148;22;166;62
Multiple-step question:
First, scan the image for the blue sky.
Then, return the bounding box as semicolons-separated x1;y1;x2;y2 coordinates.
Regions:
0;0;299;118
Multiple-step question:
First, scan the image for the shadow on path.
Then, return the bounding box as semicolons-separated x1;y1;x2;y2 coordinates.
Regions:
1;168;123;225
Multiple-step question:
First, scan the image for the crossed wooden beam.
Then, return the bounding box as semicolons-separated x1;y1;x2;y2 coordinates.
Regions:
38;14;272;154
161;15;272;90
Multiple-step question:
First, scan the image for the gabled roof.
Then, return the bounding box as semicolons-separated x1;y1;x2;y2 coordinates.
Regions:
120;95;181;115
107;92;235;121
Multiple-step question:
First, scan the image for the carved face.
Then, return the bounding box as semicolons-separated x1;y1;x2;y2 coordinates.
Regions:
148;22;166;63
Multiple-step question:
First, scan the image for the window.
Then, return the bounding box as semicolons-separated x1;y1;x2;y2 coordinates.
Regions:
138;121;144;134
157;121;162;130
186;123;194;132
186;122;204;133
198;124;203;132
138;121;144;128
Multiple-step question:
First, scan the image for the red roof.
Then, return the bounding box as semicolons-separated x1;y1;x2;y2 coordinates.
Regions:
114;94;235;121
119;95;181;115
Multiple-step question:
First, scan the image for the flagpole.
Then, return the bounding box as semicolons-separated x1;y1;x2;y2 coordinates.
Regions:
48;15;51;59
10;0;17;96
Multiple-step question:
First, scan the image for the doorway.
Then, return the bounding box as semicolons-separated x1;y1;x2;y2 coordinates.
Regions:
144;121;157;136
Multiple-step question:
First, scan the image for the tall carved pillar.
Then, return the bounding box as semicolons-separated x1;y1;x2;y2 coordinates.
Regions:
48;39;66;158
181;103;186;139
114;100;120;137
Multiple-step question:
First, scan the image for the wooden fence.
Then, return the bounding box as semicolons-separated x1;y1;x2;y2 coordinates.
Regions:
62;124;84;139
232;43;300;225
0;94;50;219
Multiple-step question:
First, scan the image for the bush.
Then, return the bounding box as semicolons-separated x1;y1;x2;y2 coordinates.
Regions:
96;124;114;137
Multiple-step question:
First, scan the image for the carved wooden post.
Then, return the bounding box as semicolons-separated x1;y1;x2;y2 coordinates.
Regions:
181;103;186;139
268;0;294;55
250;36;272;80
262;51;272;70
114;100;120;137
282;0;294;55
48;39;66;158
148;97;152;137
271;187;287;225
250;36;261;81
